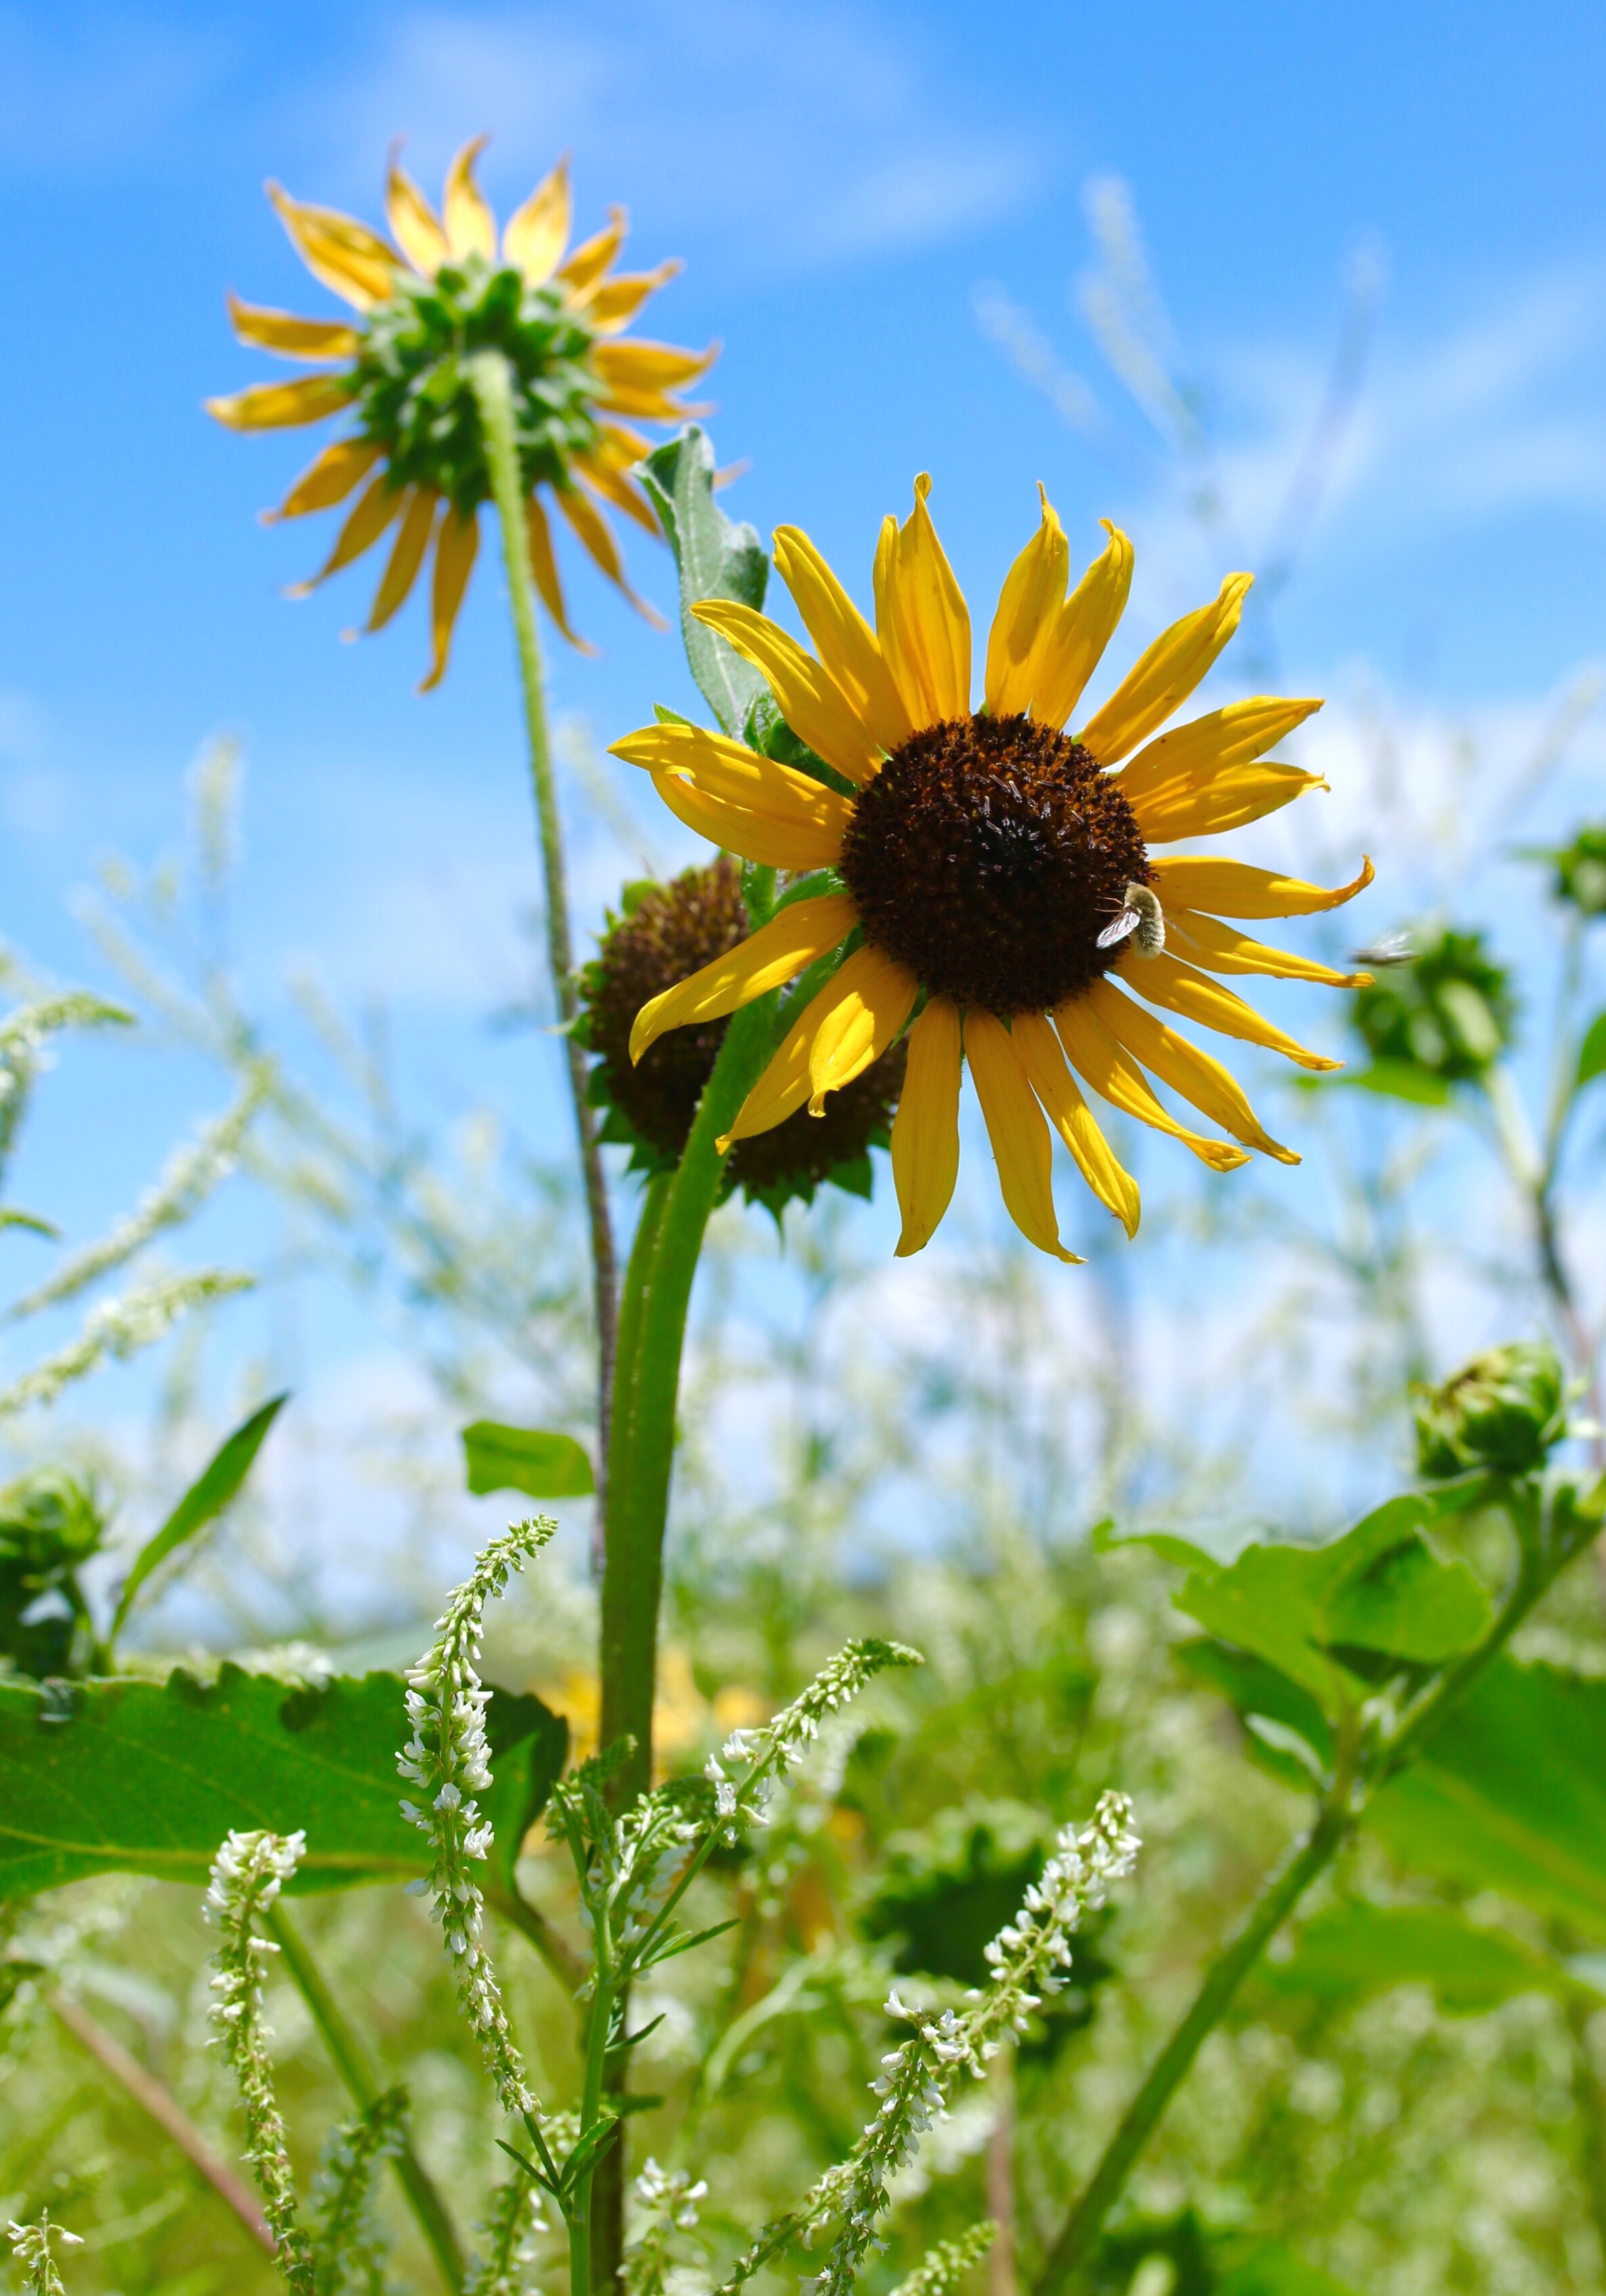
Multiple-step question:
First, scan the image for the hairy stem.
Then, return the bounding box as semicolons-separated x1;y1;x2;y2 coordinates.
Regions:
469;349;619;1507
264;1905;464;2292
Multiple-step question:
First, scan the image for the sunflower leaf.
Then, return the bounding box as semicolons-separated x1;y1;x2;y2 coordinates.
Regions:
637;424;768;736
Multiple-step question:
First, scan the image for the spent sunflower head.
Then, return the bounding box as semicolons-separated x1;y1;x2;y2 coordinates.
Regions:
206;139;715;687
608;478;1377;1262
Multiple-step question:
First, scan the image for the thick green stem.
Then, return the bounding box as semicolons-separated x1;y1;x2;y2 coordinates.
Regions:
265;1905;464;2292
469;350;619;1503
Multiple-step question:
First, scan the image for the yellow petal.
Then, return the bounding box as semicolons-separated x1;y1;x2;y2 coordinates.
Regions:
581;262;682;335
554;486;667;627
719;962;855;1146
573;449;658;536
361;487;437;632
648;768;842;871
1010;1011;1139;1235
874;474;971;728
592;338;715;392
1054;997;1250;1172
1128;759;1329;843
985;485;1070;718
266;182;397;309
805;946;917;1113
263;437;381;523
964;1011;1081;1262
205;374;353;430
419;506;480;692
1077;572;1253;764
1161;910;1373;989
1031;521;1134;730
225;294;362;361
609;722;854;856
1149;855;1375;919
773;525;914;757
1118;697;1324;798
443;135;497;261
691;600;881;785
891;998;962;1256
504;156;572;284
385;155;447;273
1119;948;1342;1072
284;470;402;595
559;207;628;294
1086;979;1297;1164
629;893;857;1062
525;492;595;653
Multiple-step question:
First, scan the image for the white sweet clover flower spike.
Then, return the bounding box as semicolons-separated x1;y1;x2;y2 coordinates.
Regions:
625;2158;713;2296
701;1639;923;1846
203;1828;317;2294
887;2222;996;2296
397;1516;556;2120
464;2175;550;2296
7;2215;84;2296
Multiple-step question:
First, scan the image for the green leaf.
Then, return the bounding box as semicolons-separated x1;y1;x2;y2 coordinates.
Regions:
1577;1009;1606;1090
0;1664;558;1903
636;424;769;736
109;1394;288;1648
1174;1639;1333;1790
1215;2241;1358;2295
1335;1060;1452;1106
1263;1901;1588;2015
462;1421;594;1500
1368;1657;1606;1937
478;1690;568;1895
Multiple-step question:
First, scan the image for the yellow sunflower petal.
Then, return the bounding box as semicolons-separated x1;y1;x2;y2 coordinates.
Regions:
560;208;628;294
1119;948;1343;1072
1031;521;1134;730
964;1011;1082;1263
504;156;572;284
1077;572;1253;764
875;474;971;729
419;506;480;692
266;183;398;309
610;722;854;848
225;295;361;361
443;135;497;261
360;487;437;632
691;600;881;785
1150;855;1375;919
205;374;353;431
773;525;914;757
805;946;917;1113
1118;697;1324;797
554;486;667;627
1086;979;1297;1164
592;338;715;392
985;485;1070;718
385;156;447;273
1010;1011;1140;1235
263;437;382;523
891;998;962;1256
1054;998;1250;1172
573;449;658;536
1162;910;1372;989
648;769;842;871
284;470;403;596
629;893;857;1062
718;961;861;1147
1128;760;1329;843
581;262;682;335
524;492;595;652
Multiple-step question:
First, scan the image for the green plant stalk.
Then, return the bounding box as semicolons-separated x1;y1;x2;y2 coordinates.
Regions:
602;1168;675;1549
566;1941;619;2296
468;349;619;1499
1032;1484;1569;2295
264;1905;464;2292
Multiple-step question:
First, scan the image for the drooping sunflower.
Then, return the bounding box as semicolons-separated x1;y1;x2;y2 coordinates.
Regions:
206;139;715;686
608;479;1375;1262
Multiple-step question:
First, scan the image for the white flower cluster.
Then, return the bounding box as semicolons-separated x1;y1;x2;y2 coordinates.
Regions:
704;1639;922;1842
202;1827;315;2293
887;2221;996;2296
464;2173;548;2296
624;2159;711;2296
307;2085;407;2290
636;2158;709;2231
801;1792;1140;2296
6;2214;83;2296
397;1516;555;2119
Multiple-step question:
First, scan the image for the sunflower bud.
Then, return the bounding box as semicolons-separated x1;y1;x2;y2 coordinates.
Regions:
1413;1342;1567;1480
1352;925;1515;1088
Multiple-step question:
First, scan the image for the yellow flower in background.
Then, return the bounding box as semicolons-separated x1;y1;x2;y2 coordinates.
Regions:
206;138;715;687
610;479;1375;1262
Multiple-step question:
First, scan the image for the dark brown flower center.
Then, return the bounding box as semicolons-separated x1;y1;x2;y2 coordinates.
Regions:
839;713;1151;1016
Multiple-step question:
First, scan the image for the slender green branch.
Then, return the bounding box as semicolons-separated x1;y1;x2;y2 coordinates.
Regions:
264;1905;464;2293
469;349;619;1502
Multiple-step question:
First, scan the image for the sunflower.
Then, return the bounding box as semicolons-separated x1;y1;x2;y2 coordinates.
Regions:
608;479;1375;1262
206;138;715;687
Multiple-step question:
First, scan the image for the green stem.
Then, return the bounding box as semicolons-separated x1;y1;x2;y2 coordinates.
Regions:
264;1905;464;2292
604;1169;675;1563
469;349;619;1503
566;1954;617;2296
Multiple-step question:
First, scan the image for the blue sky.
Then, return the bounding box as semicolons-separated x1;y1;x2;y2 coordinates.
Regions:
2;0;1605;1594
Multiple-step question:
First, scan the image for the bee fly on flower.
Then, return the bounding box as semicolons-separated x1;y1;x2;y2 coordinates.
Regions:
1097;882;1167;958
